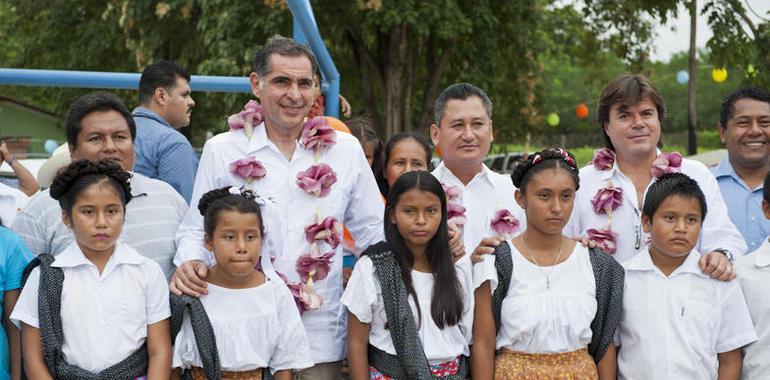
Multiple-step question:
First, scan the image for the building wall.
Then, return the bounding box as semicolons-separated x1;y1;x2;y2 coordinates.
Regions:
0;100;63;158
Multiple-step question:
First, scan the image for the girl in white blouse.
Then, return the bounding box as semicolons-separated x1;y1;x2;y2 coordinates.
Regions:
171;187;312;379
13;160;171;379
472;148;623;380
343;171;473;380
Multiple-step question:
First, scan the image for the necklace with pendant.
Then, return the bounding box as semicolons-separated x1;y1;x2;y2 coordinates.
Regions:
520;234;565;289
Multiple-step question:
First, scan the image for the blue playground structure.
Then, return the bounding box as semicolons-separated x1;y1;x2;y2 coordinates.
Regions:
0;0;340;117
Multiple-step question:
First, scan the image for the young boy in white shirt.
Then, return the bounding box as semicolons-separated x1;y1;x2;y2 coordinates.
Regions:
617;173;757;380
736;171;770;379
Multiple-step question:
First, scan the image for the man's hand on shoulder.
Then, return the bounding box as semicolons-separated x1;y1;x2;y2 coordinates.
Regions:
170;260;209;296
470;237;502;264
699;251;736;281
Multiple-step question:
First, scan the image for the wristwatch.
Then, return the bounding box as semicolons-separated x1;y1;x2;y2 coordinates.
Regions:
713;248;734;264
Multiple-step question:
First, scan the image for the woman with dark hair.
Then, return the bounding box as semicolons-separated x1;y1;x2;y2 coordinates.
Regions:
344;171;472;379
472;148;624;380
375;132;433;198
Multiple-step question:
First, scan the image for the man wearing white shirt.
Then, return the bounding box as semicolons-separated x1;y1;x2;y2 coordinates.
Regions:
171;36;384;380
429;83;525;255
566;74;744;279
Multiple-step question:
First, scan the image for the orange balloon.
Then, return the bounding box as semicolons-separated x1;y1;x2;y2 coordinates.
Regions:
435;146;442;157
576;103;589;119
324;116;351;134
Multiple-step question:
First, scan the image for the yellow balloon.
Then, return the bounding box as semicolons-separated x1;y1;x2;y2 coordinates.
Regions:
712;68;728;83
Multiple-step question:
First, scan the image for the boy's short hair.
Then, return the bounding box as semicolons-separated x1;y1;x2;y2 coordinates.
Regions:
642;173;707;222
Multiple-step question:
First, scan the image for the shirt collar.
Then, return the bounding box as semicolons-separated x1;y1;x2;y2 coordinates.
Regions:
53;240;144;268
600;148;664;181
712;158;737;179
624;247;708;278
128;172;149;197
132;107;172;129
436;161;497;188
753;238;770;267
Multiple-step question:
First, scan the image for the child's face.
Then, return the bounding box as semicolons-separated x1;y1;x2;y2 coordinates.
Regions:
205;210;263;277
390;188;441;253
643;194;703;260
385;139;428;187
63;182;124;257
515;167;576;235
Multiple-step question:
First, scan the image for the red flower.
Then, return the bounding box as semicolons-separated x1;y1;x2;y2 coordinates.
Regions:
591;186;623;215
441;183;461;201
229;157;266;183
490;209;520;236
295;252;335;282
587;228;618;254
650;152;682;177
447;202;467;227
592;148;615;171
300;116;336;152
296;163;338;197
305;217;341;248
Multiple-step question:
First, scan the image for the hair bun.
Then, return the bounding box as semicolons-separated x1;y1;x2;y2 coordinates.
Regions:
198;186;234;216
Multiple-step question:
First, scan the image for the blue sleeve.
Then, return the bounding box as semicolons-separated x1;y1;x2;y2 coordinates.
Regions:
4;233;33;291
157;136;199;204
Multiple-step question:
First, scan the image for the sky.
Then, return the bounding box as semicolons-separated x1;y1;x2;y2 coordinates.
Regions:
650;0;770;62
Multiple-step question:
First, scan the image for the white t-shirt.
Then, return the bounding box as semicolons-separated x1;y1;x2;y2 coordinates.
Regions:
473;242;597;353
173;280;313;372
341;255;474;364
0;182;28;228
11;241;170;373
736;238;770;379
617;248;757;379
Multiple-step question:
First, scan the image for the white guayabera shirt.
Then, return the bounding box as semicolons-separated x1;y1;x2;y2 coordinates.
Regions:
175;122;384;364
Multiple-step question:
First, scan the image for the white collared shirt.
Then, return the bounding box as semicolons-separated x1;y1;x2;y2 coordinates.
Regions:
567;156;747;263
0;182;28;228
431;163;525;254
11;240;170;373
174;123;384;364
617;248;757;380
736;238;770;379
12;173;187;279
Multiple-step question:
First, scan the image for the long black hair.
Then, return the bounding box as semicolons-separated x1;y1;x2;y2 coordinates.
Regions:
376;132;434;197
384;170;463;329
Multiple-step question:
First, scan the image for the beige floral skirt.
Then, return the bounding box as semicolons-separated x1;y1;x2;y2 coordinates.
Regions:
494;348;598;380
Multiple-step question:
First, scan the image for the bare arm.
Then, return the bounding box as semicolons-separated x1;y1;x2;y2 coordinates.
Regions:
20;323;52;380
145;319;171;380
347;312;371;380
0;142;38;196
3;290;21;380
717;348;742;380
596;342;617;380
274;369;291;380
471;281;496;379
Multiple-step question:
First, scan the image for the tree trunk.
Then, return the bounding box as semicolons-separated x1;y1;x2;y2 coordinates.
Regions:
383;25;409;139
418;38;453;133
686;0;698;155
345;27;384;134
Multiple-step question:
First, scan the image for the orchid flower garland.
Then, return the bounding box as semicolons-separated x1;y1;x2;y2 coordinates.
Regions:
588;148;683;254
226;101;339;313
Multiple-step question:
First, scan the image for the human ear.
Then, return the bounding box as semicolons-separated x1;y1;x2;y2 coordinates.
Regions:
642;214;652;233
430;124;440;146
204;233;214;252
763;200;770;220
249;73;261;99
61;211;72;229
514;189;526;209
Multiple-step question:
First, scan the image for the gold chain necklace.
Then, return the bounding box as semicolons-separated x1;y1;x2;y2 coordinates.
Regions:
519;234;565;290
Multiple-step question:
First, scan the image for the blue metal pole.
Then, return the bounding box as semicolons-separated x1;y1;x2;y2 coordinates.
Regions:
286;0;340;118
0;68;251;93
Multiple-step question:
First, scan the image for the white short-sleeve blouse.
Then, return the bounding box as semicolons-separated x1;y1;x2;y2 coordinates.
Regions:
341;255;474;364
474;242;597;353
172;280;313;372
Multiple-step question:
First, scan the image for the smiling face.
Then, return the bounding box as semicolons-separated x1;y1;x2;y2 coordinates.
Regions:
390;188;442;254
205;210;263;278
604;97;661;161
719;98;770;170
515;167;576;236
63;181;125;259
430;96;493;172
385;138;429;187
250;53;317;135
71;110;135;171
643;194;703;264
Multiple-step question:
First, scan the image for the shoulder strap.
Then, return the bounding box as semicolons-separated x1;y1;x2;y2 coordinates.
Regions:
367;242;435;380
170;293;221;380
491;241;513;335
587;247;625;363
